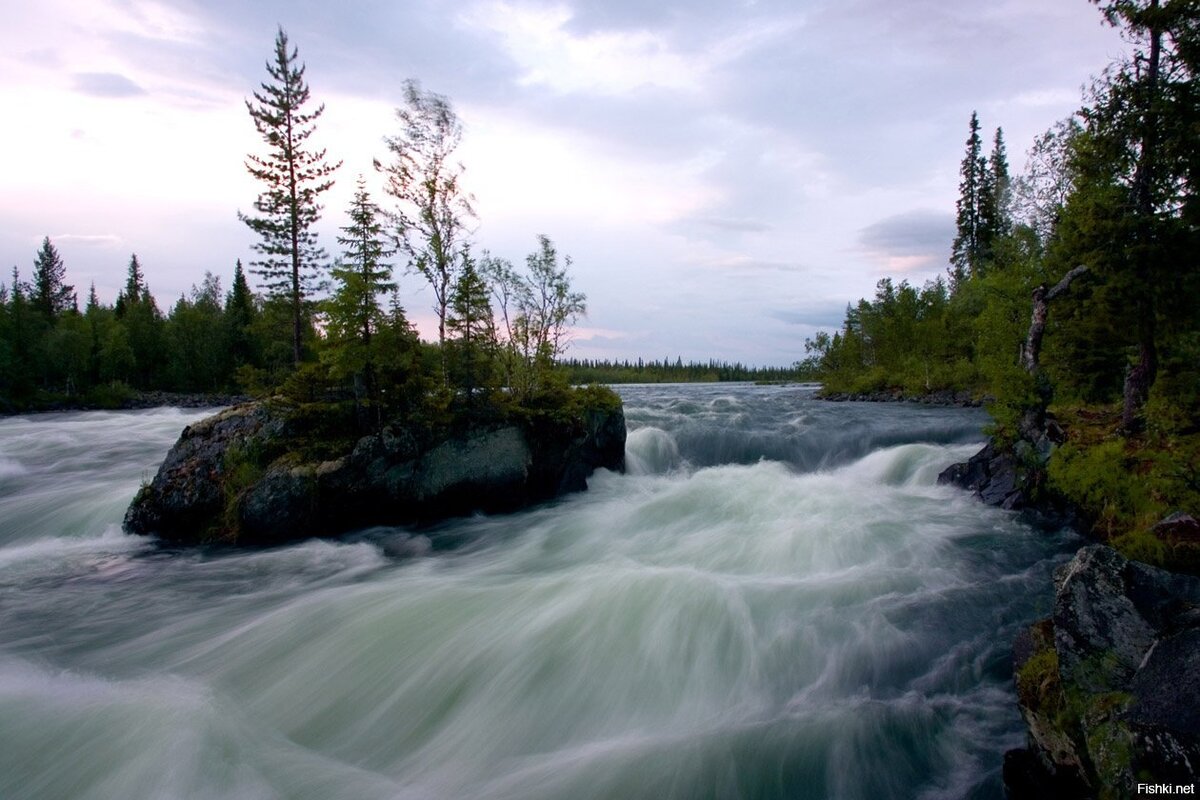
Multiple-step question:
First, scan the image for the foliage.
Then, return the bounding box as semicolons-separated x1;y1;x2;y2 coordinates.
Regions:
376;79;474;380
559;357;811;384
802;4;1200;554
239;27;340;366
446;253;498;401
485;236;586;401
322;178;396;425
31;237;74;321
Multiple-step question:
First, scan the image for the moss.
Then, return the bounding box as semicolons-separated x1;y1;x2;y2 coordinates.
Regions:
220;439;267;538
1110;528;1168;568
1044;405;1200;572
1017;647;1065;716
1082;693;1135;800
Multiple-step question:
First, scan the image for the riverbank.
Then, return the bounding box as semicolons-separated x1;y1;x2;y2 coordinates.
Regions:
817;388;983;407
0;389;250;416
940;427;1200;797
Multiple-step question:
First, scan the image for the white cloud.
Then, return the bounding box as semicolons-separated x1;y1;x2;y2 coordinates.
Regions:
458;1;702;94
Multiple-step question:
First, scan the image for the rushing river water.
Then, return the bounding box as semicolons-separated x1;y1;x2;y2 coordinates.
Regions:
0;384;1080;800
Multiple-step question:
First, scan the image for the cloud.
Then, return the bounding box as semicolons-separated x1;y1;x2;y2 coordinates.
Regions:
694;216;771;233
769;306;850;330
72;72;147;98
52;234;124;248
857;210;954;270
459;1;704;95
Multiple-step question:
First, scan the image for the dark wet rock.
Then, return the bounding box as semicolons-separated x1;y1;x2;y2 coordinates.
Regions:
121;391;252;410
1153;512;1200;544
937;441;1031;510
125;398;626;545
1006;545;1200;798
817;388;981;407
122;403;286;542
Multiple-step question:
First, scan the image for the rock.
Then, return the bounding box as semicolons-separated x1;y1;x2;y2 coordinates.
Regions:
816;389;981;406
125;396;626;545
1153;512;1200;544
937;441;1030;509
1053;545;1156;690
122;402;286;543
1007;545;1200;798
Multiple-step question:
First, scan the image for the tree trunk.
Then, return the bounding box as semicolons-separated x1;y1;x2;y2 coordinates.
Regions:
1121;0;1163;432
1018;266;1088;441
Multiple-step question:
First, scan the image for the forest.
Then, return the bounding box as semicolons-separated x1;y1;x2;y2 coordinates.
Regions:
0;30;605;426
805;0;1200;567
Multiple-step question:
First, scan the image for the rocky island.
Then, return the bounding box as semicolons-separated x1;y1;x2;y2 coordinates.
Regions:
125;388;626;545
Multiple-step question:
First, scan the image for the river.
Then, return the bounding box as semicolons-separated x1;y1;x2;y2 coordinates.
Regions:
0;384;1079;799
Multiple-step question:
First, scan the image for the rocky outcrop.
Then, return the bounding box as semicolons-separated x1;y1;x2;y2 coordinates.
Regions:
936;441;1031;509
1006;545;1200;798
124;399;626;545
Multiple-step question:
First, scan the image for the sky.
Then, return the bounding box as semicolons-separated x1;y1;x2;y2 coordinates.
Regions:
0;0;1127;366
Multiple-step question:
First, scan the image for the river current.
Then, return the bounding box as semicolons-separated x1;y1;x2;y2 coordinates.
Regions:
0;384;1078;799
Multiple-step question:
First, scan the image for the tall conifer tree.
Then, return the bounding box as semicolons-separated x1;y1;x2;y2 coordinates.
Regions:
324;178;395;401
31;237;73;321
977;127;1012;269
223;260;259;372
239;27;340;366
950;112;985;288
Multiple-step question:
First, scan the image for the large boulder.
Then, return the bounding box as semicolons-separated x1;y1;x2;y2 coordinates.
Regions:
937;441;1030;509
1006;545;1200;798
125;398;626;545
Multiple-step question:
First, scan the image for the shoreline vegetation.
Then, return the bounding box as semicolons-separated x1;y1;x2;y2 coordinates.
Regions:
800;1;1199;579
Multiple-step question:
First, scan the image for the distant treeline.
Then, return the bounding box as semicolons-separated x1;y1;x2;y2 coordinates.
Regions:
558;357;813;384
0;245;307;411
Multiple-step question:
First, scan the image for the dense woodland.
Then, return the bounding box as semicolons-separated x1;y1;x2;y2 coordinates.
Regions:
806;0;1200;566
0;29;610;426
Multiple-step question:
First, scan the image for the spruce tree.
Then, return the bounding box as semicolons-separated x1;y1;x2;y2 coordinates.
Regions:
115;254;145;317
31;237;73;321
977;127;1012;268
223;260;259;373
239;27;340;367
446;253;496;400
950;112;985;288
324;178;395;405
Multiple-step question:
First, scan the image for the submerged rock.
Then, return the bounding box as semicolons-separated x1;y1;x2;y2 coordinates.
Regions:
124;397;626;545
1006;545;1200;798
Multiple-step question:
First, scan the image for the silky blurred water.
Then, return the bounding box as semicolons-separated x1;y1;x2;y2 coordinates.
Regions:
0;386;1078;799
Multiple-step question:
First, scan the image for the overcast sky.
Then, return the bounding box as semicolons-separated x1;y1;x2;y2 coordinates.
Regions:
1;0;1126;365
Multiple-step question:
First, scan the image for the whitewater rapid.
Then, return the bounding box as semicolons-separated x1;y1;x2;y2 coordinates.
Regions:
0;385;1078;799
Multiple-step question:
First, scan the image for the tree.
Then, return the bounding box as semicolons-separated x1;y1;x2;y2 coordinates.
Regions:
223;259;259;375
1075;0;1199;429
115;254;145;318
446;252;496;400
31;237;73;321
114;254;166;387
485;236;585;399
950;112;986;288
240;27;340;367
375;80;475;382
1013;118;1083;244
978;127;1012;265
167;273;225;391
323;178;396;414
